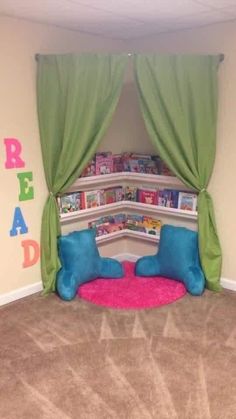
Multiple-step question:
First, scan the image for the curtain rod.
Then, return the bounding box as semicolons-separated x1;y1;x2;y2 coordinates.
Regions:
127;53;225;61
34;53;225;61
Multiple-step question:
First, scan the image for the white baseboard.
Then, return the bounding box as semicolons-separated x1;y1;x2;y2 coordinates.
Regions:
114;253;236;292
1;255;235;307
220;277;236;292
0;281;43;307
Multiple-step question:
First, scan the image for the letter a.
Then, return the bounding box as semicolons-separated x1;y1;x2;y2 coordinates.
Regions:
9;207;28;236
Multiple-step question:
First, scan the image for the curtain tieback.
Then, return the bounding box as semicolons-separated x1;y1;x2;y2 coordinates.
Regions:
49;191;55;197
199;188;206;193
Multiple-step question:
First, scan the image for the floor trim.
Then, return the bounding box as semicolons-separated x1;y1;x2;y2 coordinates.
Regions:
221;277;236;292
0;282;43;307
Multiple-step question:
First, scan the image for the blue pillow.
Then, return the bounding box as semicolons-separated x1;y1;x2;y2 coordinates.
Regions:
57;229;124;301
135;224;205;296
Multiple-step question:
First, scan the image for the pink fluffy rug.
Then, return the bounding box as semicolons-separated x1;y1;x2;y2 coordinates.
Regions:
78;261;186;310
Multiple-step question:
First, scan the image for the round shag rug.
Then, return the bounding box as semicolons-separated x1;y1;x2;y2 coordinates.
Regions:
78;261;187;310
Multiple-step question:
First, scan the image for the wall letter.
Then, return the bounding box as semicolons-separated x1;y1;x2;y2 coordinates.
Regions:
9;207;28;236
21;239;40;268
17;171;34;201
4;138;25;169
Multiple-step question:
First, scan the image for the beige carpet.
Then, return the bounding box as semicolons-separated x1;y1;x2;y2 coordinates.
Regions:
0;288;236;419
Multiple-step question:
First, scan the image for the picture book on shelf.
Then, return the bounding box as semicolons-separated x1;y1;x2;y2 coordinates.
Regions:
125;186;137;201
158;189;179;208
113;154;123;173
125;214;145;232
138;188;158;205
178;192;198;211
59;192;84;213
95;152;113;175
114;186;124;202
84;190;101;209
80;158;96;177
103;188;117;204
142;216;162;235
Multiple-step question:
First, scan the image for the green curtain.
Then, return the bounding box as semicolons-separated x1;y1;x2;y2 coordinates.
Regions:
37;53;127;294
134;54;222;291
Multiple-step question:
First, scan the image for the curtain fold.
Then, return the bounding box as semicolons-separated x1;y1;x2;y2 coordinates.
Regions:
37;53;127;294
134;54;222;291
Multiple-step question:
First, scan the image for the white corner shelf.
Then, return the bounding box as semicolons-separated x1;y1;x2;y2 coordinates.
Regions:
60;201;197;224
67;172;187;192
96;229;160;244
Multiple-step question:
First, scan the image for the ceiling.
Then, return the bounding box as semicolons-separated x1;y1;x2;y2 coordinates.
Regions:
1;0;236;40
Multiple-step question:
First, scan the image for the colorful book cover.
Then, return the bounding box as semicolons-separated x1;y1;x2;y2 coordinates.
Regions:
114;186;124;202
113;213;126;225
158;189;167;207
113;154;123;172
128;159;141;173
104;188;117;204
80;159;96;177
95;152;113;175
160;161;174;177
59;192;83;213
142;216;162;235
84;190;100;209
144;159;159;175
158;189;179;208
96;224;110;236
125;214;145;231
138;188;158;205
151;155;163;175
178;192;198;211
125;186;137;201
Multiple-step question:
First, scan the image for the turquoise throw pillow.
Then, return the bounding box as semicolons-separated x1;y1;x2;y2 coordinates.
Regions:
135;224;205;296
57;229;124;301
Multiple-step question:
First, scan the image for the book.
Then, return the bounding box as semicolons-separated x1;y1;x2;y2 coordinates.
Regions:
113;213;126;225
178;192;198;211
114;186;124;202
113;154;123;172
143;159;159;175
59;192;84;213
160;161;174;177
125;214;145;232
142;216;162;235
125;186;137;201
84;190;101;209
157;189;179;208
95;152;113;175
80;159;96;177
138;188;158;205
103;188;117;204
151;155;163;175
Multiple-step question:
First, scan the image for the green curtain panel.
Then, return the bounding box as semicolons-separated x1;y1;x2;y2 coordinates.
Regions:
134;54;222;291
37;53;127;294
